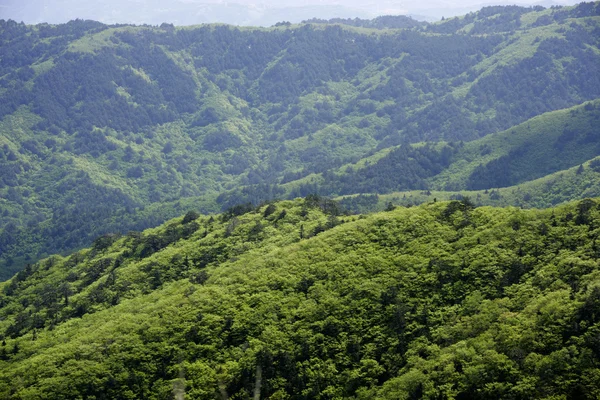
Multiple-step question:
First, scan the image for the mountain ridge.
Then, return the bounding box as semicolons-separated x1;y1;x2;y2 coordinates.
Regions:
0;2;599;276
1;196;599;398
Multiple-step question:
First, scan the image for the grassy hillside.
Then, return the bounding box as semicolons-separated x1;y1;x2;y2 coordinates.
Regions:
338;156;600;213
0;197;599;398
435;100;600;191
275;100;600;201
1;3;599;276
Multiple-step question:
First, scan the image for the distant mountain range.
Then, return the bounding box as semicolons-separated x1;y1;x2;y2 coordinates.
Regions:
0;2;599;278
0;0;583;25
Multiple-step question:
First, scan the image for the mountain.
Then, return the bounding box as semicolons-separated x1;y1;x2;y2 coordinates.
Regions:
0;0;373;26
289;100;600;199
1;2;600;277
338;156;600;213
0;197;599;398
0;0;581;26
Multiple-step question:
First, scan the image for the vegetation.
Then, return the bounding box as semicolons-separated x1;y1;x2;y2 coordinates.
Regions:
0;196;600;398
338;156;600;214
1;2;600;276
1;4;599;395
314;100;600;199
301;15;426;30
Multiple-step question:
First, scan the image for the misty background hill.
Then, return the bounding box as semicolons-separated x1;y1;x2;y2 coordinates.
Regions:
0;0;582;25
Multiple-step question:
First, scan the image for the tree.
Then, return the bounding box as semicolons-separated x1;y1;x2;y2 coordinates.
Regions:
182;211;200;224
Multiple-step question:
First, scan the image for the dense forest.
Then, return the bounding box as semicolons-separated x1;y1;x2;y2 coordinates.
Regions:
1;2;600;277
1;197;600;398
305;100;600;197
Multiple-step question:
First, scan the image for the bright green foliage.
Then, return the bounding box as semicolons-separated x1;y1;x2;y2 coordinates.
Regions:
0;197;599;398
1;3;600;276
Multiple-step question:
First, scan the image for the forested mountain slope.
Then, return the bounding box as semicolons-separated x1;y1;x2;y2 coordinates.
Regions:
338;156;600;213
0;197;599;398
287;100;600;198
1;2;599;276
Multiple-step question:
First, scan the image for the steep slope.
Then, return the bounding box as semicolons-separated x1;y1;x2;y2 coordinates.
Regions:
435;100;600;191
339;155;600;213
273;100;600;199
0;197;599;398
1;2;599;275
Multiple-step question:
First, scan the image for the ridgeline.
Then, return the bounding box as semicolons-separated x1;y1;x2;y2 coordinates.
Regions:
1;3;600;276
0;196;599;398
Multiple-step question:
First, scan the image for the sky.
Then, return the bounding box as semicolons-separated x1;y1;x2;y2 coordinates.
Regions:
0;0;583;26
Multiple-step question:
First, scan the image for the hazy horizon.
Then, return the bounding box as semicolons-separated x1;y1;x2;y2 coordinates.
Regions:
0;0;583;26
